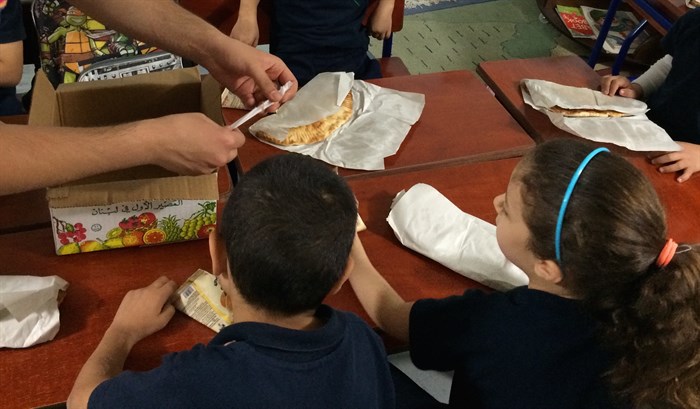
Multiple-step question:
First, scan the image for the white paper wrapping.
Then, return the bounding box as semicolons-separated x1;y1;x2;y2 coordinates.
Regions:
387;184;528;292
249;72;425;170
0;275;69;348
521;79;680;152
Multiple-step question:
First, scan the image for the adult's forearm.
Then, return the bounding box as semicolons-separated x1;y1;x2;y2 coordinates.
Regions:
0;123;148;195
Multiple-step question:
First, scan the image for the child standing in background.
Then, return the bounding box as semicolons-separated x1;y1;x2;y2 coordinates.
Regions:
601;9;700;183
350;139;700;409
230;0;394;86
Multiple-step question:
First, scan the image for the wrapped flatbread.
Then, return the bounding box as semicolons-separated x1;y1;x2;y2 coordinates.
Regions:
257;93;354;146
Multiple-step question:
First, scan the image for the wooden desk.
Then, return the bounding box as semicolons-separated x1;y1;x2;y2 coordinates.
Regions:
2;152;698;408
224;70;535;178
627;156;700;243
0;167;233;235
0;157;509;409
477;56;601;143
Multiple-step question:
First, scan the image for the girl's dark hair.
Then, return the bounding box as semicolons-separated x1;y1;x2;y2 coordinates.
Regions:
516;139;700;409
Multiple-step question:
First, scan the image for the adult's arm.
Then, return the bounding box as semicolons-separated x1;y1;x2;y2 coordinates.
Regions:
0;40;23;87
67;277;177;409
67;0;296;108
348;234;413;342
0;113;244;195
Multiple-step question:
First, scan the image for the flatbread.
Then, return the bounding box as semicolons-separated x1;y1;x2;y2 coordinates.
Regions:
257;92;354;146
548;105;627;118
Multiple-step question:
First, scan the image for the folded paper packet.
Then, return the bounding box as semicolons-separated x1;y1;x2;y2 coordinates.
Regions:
249;72;425;171
521;79;680;153
0;275;69;348
387;184;528;292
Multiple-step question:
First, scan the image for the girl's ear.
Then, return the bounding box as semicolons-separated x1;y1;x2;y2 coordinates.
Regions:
208;230;228;277
533;259;564;284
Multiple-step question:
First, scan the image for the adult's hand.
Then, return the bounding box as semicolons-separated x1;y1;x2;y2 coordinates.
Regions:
141;113;246;175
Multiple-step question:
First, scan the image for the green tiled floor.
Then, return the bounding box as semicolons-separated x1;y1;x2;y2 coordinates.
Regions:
370;0;589;74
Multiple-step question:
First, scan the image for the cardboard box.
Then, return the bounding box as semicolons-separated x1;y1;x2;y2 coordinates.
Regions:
29;67;222;255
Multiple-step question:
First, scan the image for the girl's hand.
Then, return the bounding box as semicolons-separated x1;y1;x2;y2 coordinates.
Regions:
651;142;700;183
600;75;643;99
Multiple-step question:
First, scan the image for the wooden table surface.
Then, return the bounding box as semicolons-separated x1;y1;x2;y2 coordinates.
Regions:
476;55;602;144
3;149;700;408
224;70;535;179
0;154;512;408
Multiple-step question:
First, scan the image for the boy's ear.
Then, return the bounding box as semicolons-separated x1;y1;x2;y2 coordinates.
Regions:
328;257;354;295
208;230;228;277
533;259;564;284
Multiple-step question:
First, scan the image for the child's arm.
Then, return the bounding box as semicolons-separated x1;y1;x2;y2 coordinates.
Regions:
230;0;261;47
349;234;414;342
66;277;178;409
631;54;673;98
368;0;394;40
651;142;700;183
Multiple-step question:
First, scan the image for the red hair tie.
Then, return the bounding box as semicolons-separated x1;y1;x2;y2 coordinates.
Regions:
656;238;678;268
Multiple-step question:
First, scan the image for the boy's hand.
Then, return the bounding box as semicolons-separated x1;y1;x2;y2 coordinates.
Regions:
651;142;700;183
600;75;643;99
230;18;260;47
369;1;394;40
109;276;178;346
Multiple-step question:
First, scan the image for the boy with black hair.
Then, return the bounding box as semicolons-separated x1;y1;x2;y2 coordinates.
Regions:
67;153;395;409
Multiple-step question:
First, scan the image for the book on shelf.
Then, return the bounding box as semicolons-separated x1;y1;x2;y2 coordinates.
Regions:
555;5;596;39
580;5;649;55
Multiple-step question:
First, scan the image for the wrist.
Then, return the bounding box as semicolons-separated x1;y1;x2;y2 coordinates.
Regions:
103;325;140;351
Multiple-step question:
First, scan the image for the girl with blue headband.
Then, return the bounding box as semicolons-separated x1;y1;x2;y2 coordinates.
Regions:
349;139;700;409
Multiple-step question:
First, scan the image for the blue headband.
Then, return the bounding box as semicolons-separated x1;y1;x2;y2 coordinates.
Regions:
554;147;609;264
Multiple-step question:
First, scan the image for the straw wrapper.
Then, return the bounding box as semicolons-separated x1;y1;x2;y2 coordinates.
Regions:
521;79;680;152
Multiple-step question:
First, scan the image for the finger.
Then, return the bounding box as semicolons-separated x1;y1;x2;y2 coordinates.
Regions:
650;153;674;165
658;162;682;173
152;276;172;287
677;169;691;183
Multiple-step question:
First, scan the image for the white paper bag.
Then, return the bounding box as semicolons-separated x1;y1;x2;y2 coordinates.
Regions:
0;275;69;348
387;184;528;292
249;72;425;171
521;79;680;153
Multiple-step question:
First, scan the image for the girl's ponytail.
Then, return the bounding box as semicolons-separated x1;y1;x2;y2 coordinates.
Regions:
605;247;700;409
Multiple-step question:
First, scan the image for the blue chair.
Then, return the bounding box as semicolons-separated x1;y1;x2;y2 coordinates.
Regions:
587;0;672;75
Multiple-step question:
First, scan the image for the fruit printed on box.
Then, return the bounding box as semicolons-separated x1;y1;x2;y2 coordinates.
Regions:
51;199;217;255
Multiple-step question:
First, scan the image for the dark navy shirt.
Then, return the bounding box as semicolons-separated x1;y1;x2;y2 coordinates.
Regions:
409;287;617;409
89;305;395;409
646;9;700;143
269;0;380;86
0;0;26;115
